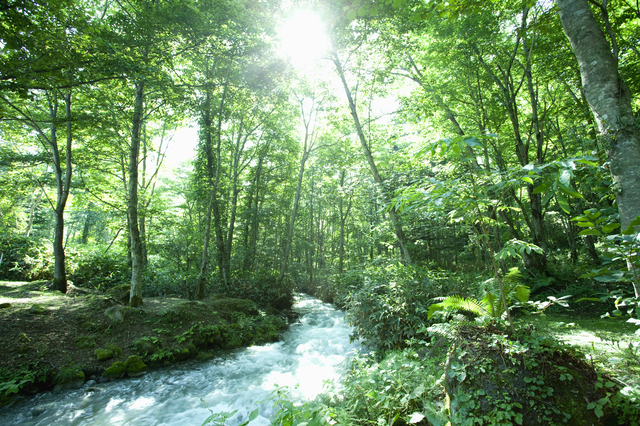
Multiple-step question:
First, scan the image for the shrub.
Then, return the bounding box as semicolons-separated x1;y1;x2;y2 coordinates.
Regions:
0;235;53;281
68;249;128;290
345;261;434;350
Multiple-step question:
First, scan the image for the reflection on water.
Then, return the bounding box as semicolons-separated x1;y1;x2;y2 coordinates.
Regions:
0;295;359;426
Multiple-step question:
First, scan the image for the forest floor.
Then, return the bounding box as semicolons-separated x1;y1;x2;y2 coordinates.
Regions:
529;311;640;390
0;280;292;407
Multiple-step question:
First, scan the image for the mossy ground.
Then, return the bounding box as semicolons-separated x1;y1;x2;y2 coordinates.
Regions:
0;280;291;406
528;312;640;390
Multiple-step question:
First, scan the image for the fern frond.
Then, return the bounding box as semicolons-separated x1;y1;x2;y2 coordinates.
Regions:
427;294;489;319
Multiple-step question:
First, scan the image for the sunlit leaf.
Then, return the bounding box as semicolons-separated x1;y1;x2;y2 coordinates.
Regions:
578;229;603;236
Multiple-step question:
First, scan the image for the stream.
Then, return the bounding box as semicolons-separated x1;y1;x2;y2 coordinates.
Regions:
0;294;359;425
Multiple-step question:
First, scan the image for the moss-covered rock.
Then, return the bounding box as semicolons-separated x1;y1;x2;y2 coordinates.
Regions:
94;349;113;361
196;352;214;361
27;304;46;315
124;355;146;377
445;325;619;426
53;366;85;392
133;337;159;357
102;361;126;380
75;336;96;349
105;285;130;304
105;305;126;324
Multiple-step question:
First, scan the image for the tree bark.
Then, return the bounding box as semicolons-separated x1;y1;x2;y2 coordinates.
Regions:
48;91;73;293
558;0;640;296
128;81;145;307
557;0;640;232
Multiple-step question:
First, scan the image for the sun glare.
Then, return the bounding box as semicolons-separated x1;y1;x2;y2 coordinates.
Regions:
279;10;329;67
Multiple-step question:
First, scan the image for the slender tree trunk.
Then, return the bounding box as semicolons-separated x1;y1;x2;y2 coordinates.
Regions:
128;81;145;307
333;55;412;265
558;0;640;296
278;147;310;284
49;92;73;293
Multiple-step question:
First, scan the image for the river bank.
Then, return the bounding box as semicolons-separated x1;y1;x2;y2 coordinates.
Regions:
0;280;293;407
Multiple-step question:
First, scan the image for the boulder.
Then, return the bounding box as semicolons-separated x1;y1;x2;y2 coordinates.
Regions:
445;325;619;426
105;305;126;324
94;349;113;361
102;361;126;380
105;285;131;304
27;304;46;315
125;355;147;377
53;366;85;392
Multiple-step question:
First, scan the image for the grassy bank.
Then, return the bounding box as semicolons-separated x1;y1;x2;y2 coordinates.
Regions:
0;280;292;407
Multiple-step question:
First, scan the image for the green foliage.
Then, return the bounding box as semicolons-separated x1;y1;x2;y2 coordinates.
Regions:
345;262;433;350
69;249;128;290
334;347;448;426
0;235;53;281
428;268;530;321
0;361;53;404
268;386;332;426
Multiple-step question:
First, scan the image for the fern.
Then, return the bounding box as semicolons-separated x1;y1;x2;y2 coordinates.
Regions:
427;294;489;319
427;268;531;321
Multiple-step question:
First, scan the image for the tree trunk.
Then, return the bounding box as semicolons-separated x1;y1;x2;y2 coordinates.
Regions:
50;92;73;293
128;81;145;307
558;0;640;295
333;54;412;265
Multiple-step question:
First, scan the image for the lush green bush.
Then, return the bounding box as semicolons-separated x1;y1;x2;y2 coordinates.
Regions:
0;235;53;281
344;261;434;350
68;248;128;290
325;344;448;426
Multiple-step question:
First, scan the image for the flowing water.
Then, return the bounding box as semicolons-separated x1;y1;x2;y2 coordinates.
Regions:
0;294;359;426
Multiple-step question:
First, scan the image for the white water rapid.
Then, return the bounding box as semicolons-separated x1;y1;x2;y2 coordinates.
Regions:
0;294;359;426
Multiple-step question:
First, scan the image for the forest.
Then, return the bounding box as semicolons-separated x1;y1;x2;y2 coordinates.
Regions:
1;0;640;424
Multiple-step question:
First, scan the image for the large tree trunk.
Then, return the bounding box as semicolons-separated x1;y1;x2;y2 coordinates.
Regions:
50;92;73;293
333;54;412;265
557;0;640;295
128;81;145;307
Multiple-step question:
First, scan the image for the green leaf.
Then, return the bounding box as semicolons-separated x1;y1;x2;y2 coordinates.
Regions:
558;169;571;187
601;223;620;234
578;229;603;236
557;193;570;214
587;402;596;410
464;137;482;147
533;182;551;194
558;185;583;199
575;222;594;227
521;177;534;185
248;408;259;422
595;406;603;418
